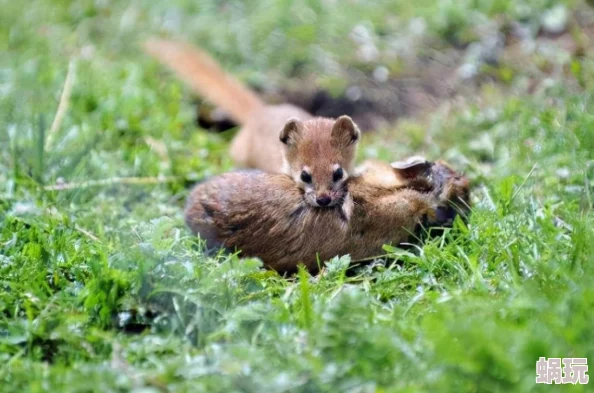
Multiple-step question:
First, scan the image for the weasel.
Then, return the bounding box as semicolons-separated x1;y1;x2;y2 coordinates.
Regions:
144;39;360;208
185;157;470;273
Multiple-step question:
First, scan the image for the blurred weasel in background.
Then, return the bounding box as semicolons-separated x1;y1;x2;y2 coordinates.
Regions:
145;39;360;208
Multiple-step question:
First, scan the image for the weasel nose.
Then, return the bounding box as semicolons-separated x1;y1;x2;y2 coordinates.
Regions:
316;195;332;206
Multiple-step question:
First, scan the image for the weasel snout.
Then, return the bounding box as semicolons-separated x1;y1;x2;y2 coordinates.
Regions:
316;195;332;206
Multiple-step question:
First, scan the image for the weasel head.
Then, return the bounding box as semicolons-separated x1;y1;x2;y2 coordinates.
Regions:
390;157;471;225
430;160;471;223
280;116;360;208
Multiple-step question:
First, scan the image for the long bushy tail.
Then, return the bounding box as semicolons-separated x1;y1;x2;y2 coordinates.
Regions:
144;38;265;124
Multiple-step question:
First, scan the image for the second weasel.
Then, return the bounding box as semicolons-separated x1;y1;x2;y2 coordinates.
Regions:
144;39;360;208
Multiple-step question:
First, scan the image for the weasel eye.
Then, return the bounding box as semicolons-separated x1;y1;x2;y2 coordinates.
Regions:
300;171;312;183
333;167;344;182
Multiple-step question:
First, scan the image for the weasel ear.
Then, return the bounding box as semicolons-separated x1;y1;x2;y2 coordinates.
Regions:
391;156;433;180
331;115;360;146
280;118;303;146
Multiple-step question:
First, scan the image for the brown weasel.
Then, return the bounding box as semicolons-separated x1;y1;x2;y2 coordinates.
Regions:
185;157;470;273
144;39;360;207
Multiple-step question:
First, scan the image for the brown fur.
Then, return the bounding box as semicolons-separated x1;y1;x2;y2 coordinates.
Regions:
185;171;353;272
344;160;470;260
185;159;470;273
144;39;360;207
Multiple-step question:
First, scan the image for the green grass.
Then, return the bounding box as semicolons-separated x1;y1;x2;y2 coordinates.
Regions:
1;0;593;392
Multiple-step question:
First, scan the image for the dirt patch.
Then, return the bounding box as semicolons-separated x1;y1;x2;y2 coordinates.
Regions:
195;59;463;133
195;49;462;133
